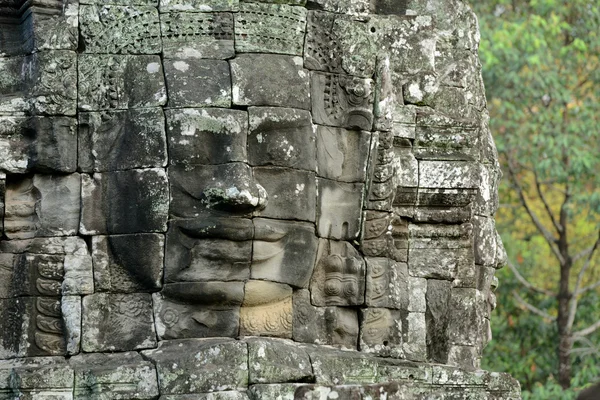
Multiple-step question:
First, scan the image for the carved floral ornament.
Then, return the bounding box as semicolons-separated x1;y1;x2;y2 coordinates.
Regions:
0;0;519;398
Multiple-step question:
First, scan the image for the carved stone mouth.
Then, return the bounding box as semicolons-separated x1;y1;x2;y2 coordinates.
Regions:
177;218;253;241
251;240;285;263
253;223;287;242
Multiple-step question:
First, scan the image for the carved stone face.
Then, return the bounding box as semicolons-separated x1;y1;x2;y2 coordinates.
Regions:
0;0;505;371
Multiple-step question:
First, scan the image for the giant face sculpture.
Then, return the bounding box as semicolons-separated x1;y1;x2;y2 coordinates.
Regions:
0;0;505;371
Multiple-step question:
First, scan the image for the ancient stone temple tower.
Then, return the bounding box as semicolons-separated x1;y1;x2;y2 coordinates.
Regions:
0;0;520;398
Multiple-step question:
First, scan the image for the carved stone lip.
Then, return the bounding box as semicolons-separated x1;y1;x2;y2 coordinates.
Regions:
177;218;253;241
253;223;287;242
251;241;285;263
251;223;288;262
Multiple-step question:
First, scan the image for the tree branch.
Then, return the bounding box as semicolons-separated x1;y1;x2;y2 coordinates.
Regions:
573;231;600;296
573;319;600;338
533;169;562;234
576;280;600;295
507;259;555;297
513;291;556;321
573;245;597;263
506;157;566;265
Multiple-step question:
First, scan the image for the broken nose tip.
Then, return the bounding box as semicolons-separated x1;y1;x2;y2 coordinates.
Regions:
203;182;268;212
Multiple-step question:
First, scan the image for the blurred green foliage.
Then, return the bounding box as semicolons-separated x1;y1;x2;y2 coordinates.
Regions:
470;0;600;398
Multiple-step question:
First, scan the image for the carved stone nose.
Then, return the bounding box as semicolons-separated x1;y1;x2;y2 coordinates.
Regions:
204;181;268;212
202;163;268;213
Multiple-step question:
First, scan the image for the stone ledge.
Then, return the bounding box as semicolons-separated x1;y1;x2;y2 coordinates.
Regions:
0;338;520;399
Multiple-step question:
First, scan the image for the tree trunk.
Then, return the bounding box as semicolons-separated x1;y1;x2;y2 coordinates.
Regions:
557;306;572;389
557;235;572;389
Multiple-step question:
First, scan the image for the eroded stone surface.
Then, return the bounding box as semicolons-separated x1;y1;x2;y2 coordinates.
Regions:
71;352;159;399
92;234;164;293
78;109;168;172
80;169;169;235
82;293;157;352
4;174;81;240
141;339;248;395
231;54;310;110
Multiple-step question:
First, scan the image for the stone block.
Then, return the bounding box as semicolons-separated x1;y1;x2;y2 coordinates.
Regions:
408;223;474;280
80;169;169;235
473;215;498;267
230;54;310;110
0;297;68;358
167;108;248;165
81;0;157;4
0;252;92;298
165;59;231;108
0;116;77;174
305;11;377;78
164;218;252;283
240;281;293;338
447;345;480;371
414;112;479;161
160;393;249;400
78;55;167;111
0;236;90;256
61;296;82;355
310;240;366;307
92;234;164;293
447;288;483;348
359;308;403;358
403;312;427;362
78;109;168;172
24;1;79;52
169;163;265;218
248;107;316;172
254;167;316;222
361;212;408;263
249;383;423;400
308;350;380;385
0;55;28;114
0;51;76;115
316;126;371;183
153;282;244;340
82;293;157;352
408;277;427;313
426;279;452;364
251;218;318;288
80;5;161;54
0;357;74;399
246;338;312;384
235;3;307;56
159;0;239;12
161;12;235;59
365;257;409;310
473;163;500;217
153;284;242;340
393;146;419;188
305;0;371;15
293;290;358;350
141;339;248;394
419;160;480;189
4;174;80;240
316;178;364;240
29;51;78;115
71;352;159;399
311;72;374;131
0;178;4;235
